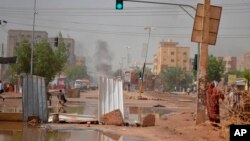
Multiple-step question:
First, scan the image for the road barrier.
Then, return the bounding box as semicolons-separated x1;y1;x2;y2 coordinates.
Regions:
98;77;124;122
22;75;48;122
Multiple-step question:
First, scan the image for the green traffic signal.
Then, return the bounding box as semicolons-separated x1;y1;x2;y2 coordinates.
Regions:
116;0;123;10
116;3;123;9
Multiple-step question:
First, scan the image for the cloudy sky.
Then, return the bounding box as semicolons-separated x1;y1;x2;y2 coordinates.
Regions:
0;0;250;71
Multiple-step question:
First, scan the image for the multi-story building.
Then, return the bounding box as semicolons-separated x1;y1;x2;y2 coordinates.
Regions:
154;40;190;74
244;52;250;70
237;56;245;71
217;56;237;73
7;30;48;56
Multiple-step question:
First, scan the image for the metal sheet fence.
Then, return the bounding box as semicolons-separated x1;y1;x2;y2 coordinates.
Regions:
98;77;124;121
22;75;48;122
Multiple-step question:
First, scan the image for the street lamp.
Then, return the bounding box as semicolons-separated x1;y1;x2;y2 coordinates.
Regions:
126;46;131;68
30;0;37;75
139;26;155;95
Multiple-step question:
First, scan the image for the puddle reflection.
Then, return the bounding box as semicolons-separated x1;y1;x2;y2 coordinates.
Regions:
0;123;146;141
125;106;172;123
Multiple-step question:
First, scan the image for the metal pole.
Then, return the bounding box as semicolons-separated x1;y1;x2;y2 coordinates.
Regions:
124;0;196;11
126;46;130;67
1;43;3;80
30;0;37;75
140;27;151;95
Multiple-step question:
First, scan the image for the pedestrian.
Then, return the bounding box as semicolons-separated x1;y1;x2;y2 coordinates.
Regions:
47;91;52;106
228;84;240;112
0;80;3;94
187;88;191;95
206;81;224;124
57;89;67;106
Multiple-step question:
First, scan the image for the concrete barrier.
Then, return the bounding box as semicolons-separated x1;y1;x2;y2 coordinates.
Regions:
98;77;124;122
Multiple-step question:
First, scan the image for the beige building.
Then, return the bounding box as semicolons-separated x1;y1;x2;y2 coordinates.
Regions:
244;52;250;70
7;30;48;56
217;56;237;73
153;40;190;74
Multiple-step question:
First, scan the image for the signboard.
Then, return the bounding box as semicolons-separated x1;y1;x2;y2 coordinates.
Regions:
0;56;17;64
191;3;222;45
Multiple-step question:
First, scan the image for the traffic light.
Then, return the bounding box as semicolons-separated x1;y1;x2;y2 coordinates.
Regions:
193;54;198;71
54;37;59;47
116;0;123;10
139;72;142;80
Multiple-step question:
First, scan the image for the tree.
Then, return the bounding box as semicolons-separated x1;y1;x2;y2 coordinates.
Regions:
160;67;193;92
10;33;69;86
64;65;89;81
243;69;250;91
207;55;224;82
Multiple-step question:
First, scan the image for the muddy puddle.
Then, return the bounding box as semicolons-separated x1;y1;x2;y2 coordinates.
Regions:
124;106;172;123
0;123;146;141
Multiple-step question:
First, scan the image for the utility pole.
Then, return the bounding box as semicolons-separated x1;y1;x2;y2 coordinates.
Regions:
1;43;3;80
196;0;210;125
30;0;37;75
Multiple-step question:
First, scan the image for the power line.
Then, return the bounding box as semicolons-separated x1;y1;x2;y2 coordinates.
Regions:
3;15;250;31
6;21;250;38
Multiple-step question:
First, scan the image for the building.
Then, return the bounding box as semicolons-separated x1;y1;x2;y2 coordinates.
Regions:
7;30;48;57
217;56;237;73
244;52;250;70
153;40;190;74
237;56;245;71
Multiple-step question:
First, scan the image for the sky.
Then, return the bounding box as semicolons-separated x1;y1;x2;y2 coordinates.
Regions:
0;0;250;72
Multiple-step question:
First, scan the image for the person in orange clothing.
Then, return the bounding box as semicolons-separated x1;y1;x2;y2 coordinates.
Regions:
6;83;15;92
206;81;224;124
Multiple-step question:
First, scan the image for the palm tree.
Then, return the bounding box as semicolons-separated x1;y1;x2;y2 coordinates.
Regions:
243;69;250;90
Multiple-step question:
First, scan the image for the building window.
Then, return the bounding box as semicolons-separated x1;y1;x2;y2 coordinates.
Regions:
183;60;187;63
183;52;187;55
171;52;175;55
171;59;174;62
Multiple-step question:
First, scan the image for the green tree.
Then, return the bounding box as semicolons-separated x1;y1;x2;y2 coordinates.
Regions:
243;69;250;90
160;67;192;92
10;33;69;86
207;55;224;82
64;65;89;81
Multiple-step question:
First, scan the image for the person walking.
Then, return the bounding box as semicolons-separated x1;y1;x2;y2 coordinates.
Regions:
57;89;67;106
206;81;224;124
0;80;3;94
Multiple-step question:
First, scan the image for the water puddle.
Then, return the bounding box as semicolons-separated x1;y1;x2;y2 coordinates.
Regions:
124;106;172;123
0;123;146;141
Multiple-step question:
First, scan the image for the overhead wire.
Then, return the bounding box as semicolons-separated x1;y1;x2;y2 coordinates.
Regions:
5;21;250;39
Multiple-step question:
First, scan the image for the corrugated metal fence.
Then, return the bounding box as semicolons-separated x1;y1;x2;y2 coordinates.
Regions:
22;75;48;122
98;77;124;121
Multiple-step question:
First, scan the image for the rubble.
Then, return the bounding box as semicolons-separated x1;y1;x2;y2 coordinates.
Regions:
102;109;124;126
142;114;155;127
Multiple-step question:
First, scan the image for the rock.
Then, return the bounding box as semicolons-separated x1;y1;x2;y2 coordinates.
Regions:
142;114;155;127
52;114;59;123
28;116;40;126
102;109;124;126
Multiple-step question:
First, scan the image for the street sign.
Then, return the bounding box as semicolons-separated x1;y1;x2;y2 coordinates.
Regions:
191;3;222;45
